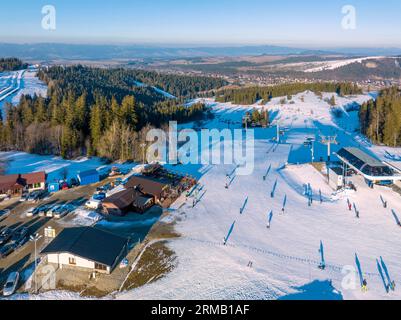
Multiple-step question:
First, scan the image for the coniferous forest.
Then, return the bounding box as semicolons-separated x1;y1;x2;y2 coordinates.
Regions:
359;87;401;147
215;82;362;105
0;65;223;161
0;58;28;72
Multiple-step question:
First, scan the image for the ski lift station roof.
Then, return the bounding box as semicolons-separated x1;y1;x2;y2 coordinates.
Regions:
335;147;401;182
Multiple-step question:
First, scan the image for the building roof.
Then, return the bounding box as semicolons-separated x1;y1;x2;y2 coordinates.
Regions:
41;227;128;267
23;172;46;185
336;147;396;179
338;147;385;167
125;175;170;198
78;169;99;178
103;189;136;209
103;188;153;210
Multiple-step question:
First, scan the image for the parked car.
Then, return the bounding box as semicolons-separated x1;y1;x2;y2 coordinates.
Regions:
19;193;29;202
0;209;10;217
109;167;122;177
0;244;14;258
92;192;106;201
46;205;62;218
61;182;69;190
38;204;52;217
26;205;41;218
0;228;13;245
85;199;101;210
54;204;74;219
27;191;41;202
103;183;112;191
69;178;79;187
120;168;130;175
3;272;19;296
10;227;29;249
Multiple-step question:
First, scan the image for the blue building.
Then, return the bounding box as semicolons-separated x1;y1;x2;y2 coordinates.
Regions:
77;169;100;186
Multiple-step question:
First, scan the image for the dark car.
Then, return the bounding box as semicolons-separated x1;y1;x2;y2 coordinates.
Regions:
0;209;10;217
0;244;14;258
10;227;29;249
0;228;13;246
103;183;112;191
69;178;80;187
93;192;106;201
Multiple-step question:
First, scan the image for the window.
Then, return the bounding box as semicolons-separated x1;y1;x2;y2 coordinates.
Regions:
95;263;107;271
69;257;76;265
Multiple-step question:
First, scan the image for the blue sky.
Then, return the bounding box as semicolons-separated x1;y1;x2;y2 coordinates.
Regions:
0;0;400;47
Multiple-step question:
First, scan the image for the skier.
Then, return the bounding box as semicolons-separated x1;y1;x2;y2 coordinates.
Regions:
318;241;326;270
381;257;396;292
362;279;368;292
267;211;273;229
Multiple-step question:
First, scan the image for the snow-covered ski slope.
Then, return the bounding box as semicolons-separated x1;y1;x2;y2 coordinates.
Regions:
118;91;401;300
0;69;47;116
9;91;401;300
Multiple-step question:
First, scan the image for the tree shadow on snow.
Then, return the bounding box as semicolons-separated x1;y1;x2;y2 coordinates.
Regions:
279;280;343;300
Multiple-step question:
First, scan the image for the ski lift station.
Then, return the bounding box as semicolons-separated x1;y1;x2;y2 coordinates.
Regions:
335;147;401;186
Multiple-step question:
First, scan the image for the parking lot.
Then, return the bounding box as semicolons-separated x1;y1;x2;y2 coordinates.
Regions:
0;179;111;295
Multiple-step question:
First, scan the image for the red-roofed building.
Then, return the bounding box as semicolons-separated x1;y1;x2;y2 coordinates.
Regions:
0;172;46;197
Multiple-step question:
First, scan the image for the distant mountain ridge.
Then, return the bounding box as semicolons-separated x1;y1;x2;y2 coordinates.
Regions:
0;43;400;61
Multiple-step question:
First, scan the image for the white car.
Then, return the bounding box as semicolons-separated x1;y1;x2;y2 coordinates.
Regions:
85;200;101;210
3;272;19;296
26;207;35;218
47;205;62;218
